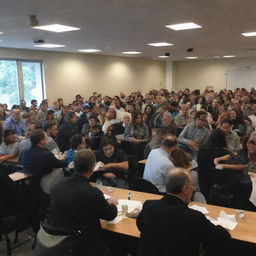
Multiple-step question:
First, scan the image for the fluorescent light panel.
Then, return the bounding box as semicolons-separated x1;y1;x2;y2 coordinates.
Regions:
148;42;173;47
78;49;101;53
159;55;169;58
242;32;256;37
223;55;235;58
122;51;141;54
166;22;202;31
0;32;4;35
186;56;198;59
34;44;65;48
33;24;80;33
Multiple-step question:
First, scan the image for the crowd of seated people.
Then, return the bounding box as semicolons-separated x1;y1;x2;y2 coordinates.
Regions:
1;87;256;255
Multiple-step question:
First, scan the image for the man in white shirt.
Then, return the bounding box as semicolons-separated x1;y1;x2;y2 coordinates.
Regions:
143;136;177;192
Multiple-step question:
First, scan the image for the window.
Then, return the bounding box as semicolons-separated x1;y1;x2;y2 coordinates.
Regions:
0;59;44;108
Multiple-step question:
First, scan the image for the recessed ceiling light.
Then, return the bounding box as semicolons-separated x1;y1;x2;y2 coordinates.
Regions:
186;56;198;59
122;51;141;54
0;32;4;35
34;44;65;48
33;24;80;33
223;55;235;58
78;49;101;53
242;32;256;37
166;22;202;31
148;42;173;47
159;55;169;58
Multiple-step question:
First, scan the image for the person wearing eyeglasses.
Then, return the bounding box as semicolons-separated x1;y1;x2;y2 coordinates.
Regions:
178;111;210;160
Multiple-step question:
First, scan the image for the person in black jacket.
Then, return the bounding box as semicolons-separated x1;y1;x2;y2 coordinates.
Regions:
47;149;118;256
136;168;231;256
56;111;79;152
22;130;67;177
197;129;230;199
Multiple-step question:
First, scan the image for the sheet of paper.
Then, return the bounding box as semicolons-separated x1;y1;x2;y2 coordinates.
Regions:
189;204;209;214
206;210;238;231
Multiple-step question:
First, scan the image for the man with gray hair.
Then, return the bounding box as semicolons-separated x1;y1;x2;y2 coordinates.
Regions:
137;169;231;256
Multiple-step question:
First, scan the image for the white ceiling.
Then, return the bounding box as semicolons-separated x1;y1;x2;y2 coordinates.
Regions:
1;0;256;60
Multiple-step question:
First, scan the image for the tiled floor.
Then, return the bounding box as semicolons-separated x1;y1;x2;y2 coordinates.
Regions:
0;228;34;256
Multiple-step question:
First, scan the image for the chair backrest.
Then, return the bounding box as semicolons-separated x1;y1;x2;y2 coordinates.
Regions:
130;176;160;195
127;154;139;183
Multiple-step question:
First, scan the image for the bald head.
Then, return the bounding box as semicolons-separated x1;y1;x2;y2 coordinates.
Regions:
161;135;177;150
166;168;191;194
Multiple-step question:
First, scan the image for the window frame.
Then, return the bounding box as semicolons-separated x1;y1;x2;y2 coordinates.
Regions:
0;58;45;104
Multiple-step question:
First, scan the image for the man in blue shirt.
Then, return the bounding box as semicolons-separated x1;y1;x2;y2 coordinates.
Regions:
3;108;27;136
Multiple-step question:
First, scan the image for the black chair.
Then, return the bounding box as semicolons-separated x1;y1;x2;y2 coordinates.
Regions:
127;155;139;186
208;168;239;208
130;176;161;195
0;216;17;256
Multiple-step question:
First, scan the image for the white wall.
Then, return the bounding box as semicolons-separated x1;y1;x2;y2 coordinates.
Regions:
173;57;256;92
0;48;165;103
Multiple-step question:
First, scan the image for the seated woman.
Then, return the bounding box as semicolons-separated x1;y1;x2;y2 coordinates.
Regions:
220;118;242;153
66;135;87;166
94;136;129;188
197;129;230;199
0;129;19;164
42;109;56;127
230;109;246;137
124;111;150;159
81;115;103;150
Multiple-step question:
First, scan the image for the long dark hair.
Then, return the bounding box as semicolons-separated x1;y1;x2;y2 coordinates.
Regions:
207;129;227;149
170;147;191;169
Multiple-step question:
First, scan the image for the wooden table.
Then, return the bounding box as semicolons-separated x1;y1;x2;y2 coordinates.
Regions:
9;172;32;182
98;185;256;243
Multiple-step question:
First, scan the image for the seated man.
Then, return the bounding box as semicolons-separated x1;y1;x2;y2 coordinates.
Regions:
66;135;86;165
43;122;60;154
81;115;103;150
0;129;19;163
22;130;67;177
19;122;38;162
46;149;118;256
174;104;193;130
178;111;210;159
3;108;27;136
137;169;231;256
162;113;178;136
95;136;129;188
143;136;177;192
